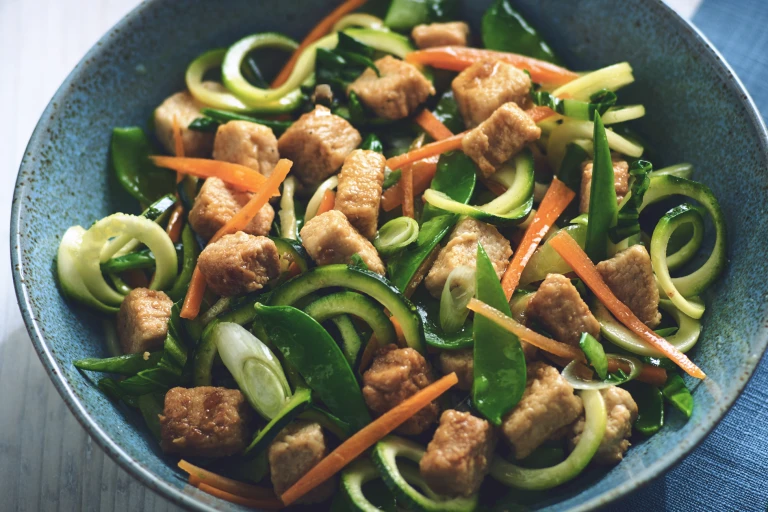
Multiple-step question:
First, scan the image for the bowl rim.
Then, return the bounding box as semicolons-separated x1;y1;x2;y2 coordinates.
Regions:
10;0;768;510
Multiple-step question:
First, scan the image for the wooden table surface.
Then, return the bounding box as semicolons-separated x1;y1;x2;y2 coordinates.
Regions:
0;0;701;510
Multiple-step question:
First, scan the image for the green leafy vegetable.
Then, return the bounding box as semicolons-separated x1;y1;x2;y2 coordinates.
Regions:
432;90;465;135
584;112;617;262
579;332;608;380
661;374;694;418
188;116;220;132
625;381;664;436
609;159;652;242
167;225;200;302
137;393;165;441
361;133;384;153
473;244;526;425
200;108;293;135
531;89;617;121
384;0;459;30
74;352;163;376
481;0;560;64
316;33;380;95
111;127;175;205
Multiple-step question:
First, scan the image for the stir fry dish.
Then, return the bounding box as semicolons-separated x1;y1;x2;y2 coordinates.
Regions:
59;0;727;509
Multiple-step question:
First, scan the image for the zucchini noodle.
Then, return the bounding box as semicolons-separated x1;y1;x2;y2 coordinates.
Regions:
519;223;587;285
76;213;178;306
490;390;607;489
595;299;702;357
552;62;635;100
305;175;339;222
652;162;694;179
341;459;386;512
547;119;644;171
602;104;646;124
278;176;299;240
332;13;387;32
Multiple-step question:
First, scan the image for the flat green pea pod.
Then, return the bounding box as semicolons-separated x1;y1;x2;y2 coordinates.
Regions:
584;112;617;262
661;374;694;419
481;0;561;64
255;303;372;431
473;245;526;425
167;225;200;302
111;127;175;205
74;352;163;376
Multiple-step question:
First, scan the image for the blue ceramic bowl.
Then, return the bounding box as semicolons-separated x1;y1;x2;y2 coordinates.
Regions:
11;0;768;510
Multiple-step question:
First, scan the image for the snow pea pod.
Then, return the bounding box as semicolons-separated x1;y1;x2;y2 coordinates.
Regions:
74;352;163;376
481;0;561;64
473;245;526;425
111;127;175;205
167;225;199;302
255;304;372;431
584;112;617;262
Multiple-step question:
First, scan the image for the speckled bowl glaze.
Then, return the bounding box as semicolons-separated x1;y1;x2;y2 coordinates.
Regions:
11;0;768;510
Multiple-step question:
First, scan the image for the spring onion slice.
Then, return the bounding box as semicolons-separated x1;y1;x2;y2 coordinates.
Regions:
551;62;634;100
305;175;339;222
57;226;119;314
602;105;646;124
212;322;291;419
186;48;302;113
490;390;607;489
595;299;701;357
77;214;178;306
279;176;299;240
374;217;419;256
440;266;475;334
547;119;643;171
332;13;387;32
652;163;694;179
562;354;641;390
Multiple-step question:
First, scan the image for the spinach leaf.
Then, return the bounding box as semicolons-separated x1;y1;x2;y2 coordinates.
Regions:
111;127;175;205
481;0;561;64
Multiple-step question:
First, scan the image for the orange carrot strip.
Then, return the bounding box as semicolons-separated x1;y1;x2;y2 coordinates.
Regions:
527;105;558;123
316;189;336;216
122;269;149;289
501;178;575;300
150;156;277;195
405;47;579;87
172;116;185;184
401;165;415;219
386;132;466;171
381;157;438;212
280;372;458;505
467;298;585;361
166;203;185;243
413;109;454;141
547;231;706;379
271;0;368;87
179;460;275;499
608;359;668;387
196;482;284;510
181;159;294;319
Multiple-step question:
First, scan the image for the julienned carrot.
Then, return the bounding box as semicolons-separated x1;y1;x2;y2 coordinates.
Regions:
527;105;558;123
166;202;185;243
271;0;368;87
316;189;336;216
381;157;438;212
179;460;275;499
413;109;454;141
608;359;668;387
181;159;294;319
467;298;584;361
386;132;466;171
150;156;277;194
122;269;149;289
172;116;185;183
405;46;579;87
547;231;706;379
501;178;575;299
401;165;415;219
280;372;458;505
196;482;284;509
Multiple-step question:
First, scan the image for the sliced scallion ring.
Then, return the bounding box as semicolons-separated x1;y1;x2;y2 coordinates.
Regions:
439;266;475;334
305;175;339;222
77;213;178;306
490;389;607;489
562;353;641;390
374;217;419;256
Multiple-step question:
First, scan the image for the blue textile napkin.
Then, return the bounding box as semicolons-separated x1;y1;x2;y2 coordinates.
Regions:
618;0;768;510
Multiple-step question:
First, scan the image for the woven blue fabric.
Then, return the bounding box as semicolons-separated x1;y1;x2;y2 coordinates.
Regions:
618;1;768;510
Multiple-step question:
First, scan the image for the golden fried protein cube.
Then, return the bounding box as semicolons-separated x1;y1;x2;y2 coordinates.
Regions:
452;60;532;128
212;120;279;177
411;22;470;49
501;362;583;459
570;386;638;464
348;55;436;120
116;288;172;354
419;410;496;497
462;102;541;178
197;232;280;297
425;218;512;298
160;387;251;457
526;273;601;346
277;105;361;187
362;345;439;435
299;210;385;274
154;88;215;157
579;160;630;213
596;245;661;327
269;421;336;504
334;149;386;240
438;348;474;391
188;177;274;240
